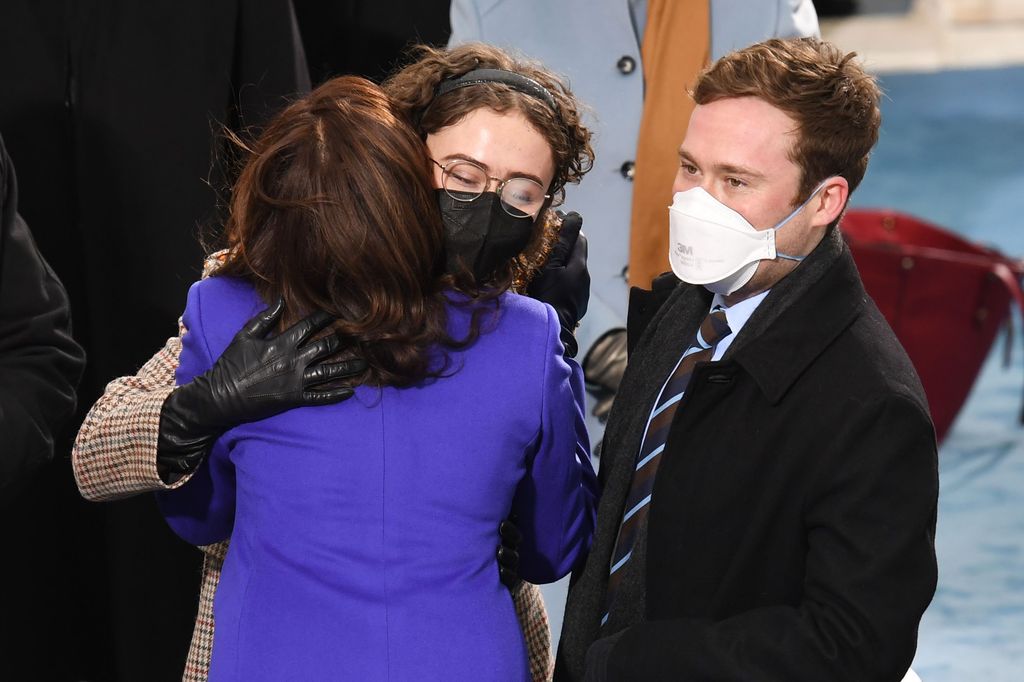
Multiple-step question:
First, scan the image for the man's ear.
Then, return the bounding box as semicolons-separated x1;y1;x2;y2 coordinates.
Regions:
812;176;850;228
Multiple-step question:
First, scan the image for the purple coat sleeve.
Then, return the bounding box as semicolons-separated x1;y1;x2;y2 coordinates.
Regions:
155;281;237;546
513;304;597;584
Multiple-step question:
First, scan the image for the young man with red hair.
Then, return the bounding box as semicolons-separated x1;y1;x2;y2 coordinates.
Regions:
558;38;937;682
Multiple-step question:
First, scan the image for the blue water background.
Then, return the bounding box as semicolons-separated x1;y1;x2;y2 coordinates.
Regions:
851;66;1024;680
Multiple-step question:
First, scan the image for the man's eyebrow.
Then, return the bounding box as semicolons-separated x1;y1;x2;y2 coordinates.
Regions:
714;163;766;180
438;153;546;186
678;149;766;181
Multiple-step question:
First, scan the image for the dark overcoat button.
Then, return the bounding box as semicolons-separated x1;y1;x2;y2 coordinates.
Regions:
617;55;637;74
620;160;636;180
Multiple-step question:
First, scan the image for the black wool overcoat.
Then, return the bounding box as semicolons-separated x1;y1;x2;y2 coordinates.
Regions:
557;227;939;682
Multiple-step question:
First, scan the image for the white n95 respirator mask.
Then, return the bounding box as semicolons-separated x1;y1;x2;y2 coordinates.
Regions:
667;183;826;295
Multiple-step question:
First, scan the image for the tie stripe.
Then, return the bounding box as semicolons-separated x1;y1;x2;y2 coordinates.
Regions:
602;307;731;625
650;393;682;419
610;551;633;575
635;445;663;471
621;495;651;523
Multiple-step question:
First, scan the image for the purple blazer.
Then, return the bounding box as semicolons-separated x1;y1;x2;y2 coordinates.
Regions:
158;276;596;681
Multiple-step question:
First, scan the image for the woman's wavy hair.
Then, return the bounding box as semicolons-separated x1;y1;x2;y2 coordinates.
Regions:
215;76;479;387
383;42;595;293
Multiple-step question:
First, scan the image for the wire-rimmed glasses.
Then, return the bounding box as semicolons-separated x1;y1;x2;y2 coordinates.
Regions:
432;158;551;218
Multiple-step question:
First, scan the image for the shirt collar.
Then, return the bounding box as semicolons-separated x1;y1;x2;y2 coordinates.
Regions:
711;289;771;339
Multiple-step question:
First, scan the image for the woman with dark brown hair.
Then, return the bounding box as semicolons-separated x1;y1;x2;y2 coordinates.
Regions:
211;76;466;387
76;43;597;681
156;73;596;681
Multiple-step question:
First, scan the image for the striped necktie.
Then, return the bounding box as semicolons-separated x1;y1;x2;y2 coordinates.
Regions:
603;307;732;625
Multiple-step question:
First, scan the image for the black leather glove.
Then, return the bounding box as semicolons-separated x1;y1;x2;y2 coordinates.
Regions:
157;298;366;482
497;517;523;590
527;211;589;358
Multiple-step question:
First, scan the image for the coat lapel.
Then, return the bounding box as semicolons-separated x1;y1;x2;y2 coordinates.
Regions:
558;280;712;679
725;228;867;403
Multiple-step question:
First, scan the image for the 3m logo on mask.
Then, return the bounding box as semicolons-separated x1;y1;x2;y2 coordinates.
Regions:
667;188;768;295
667;182;827;295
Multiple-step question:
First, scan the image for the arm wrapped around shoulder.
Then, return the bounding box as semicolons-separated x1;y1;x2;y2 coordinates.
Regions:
512;304;597;584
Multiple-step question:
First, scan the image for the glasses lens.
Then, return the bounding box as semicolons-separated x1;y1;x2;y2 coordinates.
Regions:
443;161;488;200
500;178;547;218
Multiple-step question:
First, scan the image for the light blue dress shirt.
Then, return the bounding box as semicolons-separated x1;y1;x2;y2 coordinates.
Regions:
710;289;770;361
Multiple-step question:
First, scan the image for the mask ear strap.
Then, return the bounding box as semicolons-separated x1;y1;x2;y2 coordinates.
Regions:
772;180;830;231
773;179;831;263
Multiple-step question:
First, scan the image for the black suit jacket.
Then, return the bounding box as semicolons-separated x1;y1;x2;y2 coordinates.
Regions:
557;228;939;681
0;4;309;679
0;134;84;505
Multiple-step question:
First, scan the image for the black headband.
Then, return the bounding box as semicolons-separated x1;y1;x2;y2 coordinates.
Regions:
434;68;558;111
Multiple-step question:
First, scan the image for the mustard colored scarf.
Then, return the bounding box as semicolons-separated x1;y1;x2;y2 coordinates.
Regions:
628;0;710;289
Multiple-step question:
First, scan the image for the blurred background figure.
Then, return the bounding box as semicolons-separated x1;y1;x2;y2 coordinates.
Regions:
293;0;450;83
0;132;84;503
0;2;308;680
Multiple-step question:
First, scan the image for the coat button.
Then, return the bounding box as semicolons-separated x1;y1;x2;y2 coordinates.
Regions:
620;160;635;180
617;55;637;74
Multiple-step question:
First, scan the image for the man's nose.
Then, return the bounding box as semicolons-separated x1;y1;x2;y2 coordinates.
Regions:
703;181;728;204
671;169;694;195
671;172;715;200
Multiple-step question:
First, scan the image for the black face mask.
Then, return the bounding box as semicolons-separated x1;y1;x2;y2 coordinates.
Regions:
436;189;536;284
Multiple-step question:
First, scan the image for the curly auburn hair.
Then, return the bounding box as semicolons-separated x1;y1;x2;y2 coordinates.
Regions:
694;38;882;210
215;76;483;387
383;42;595;292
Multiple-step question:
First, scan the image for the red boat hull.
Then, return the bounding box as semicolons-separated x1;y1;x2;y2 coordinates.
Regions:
841;209;1024;443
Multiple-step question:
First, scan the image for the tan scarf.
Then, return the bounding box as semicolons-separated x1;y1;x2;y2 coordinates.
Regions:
627;0;710;289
